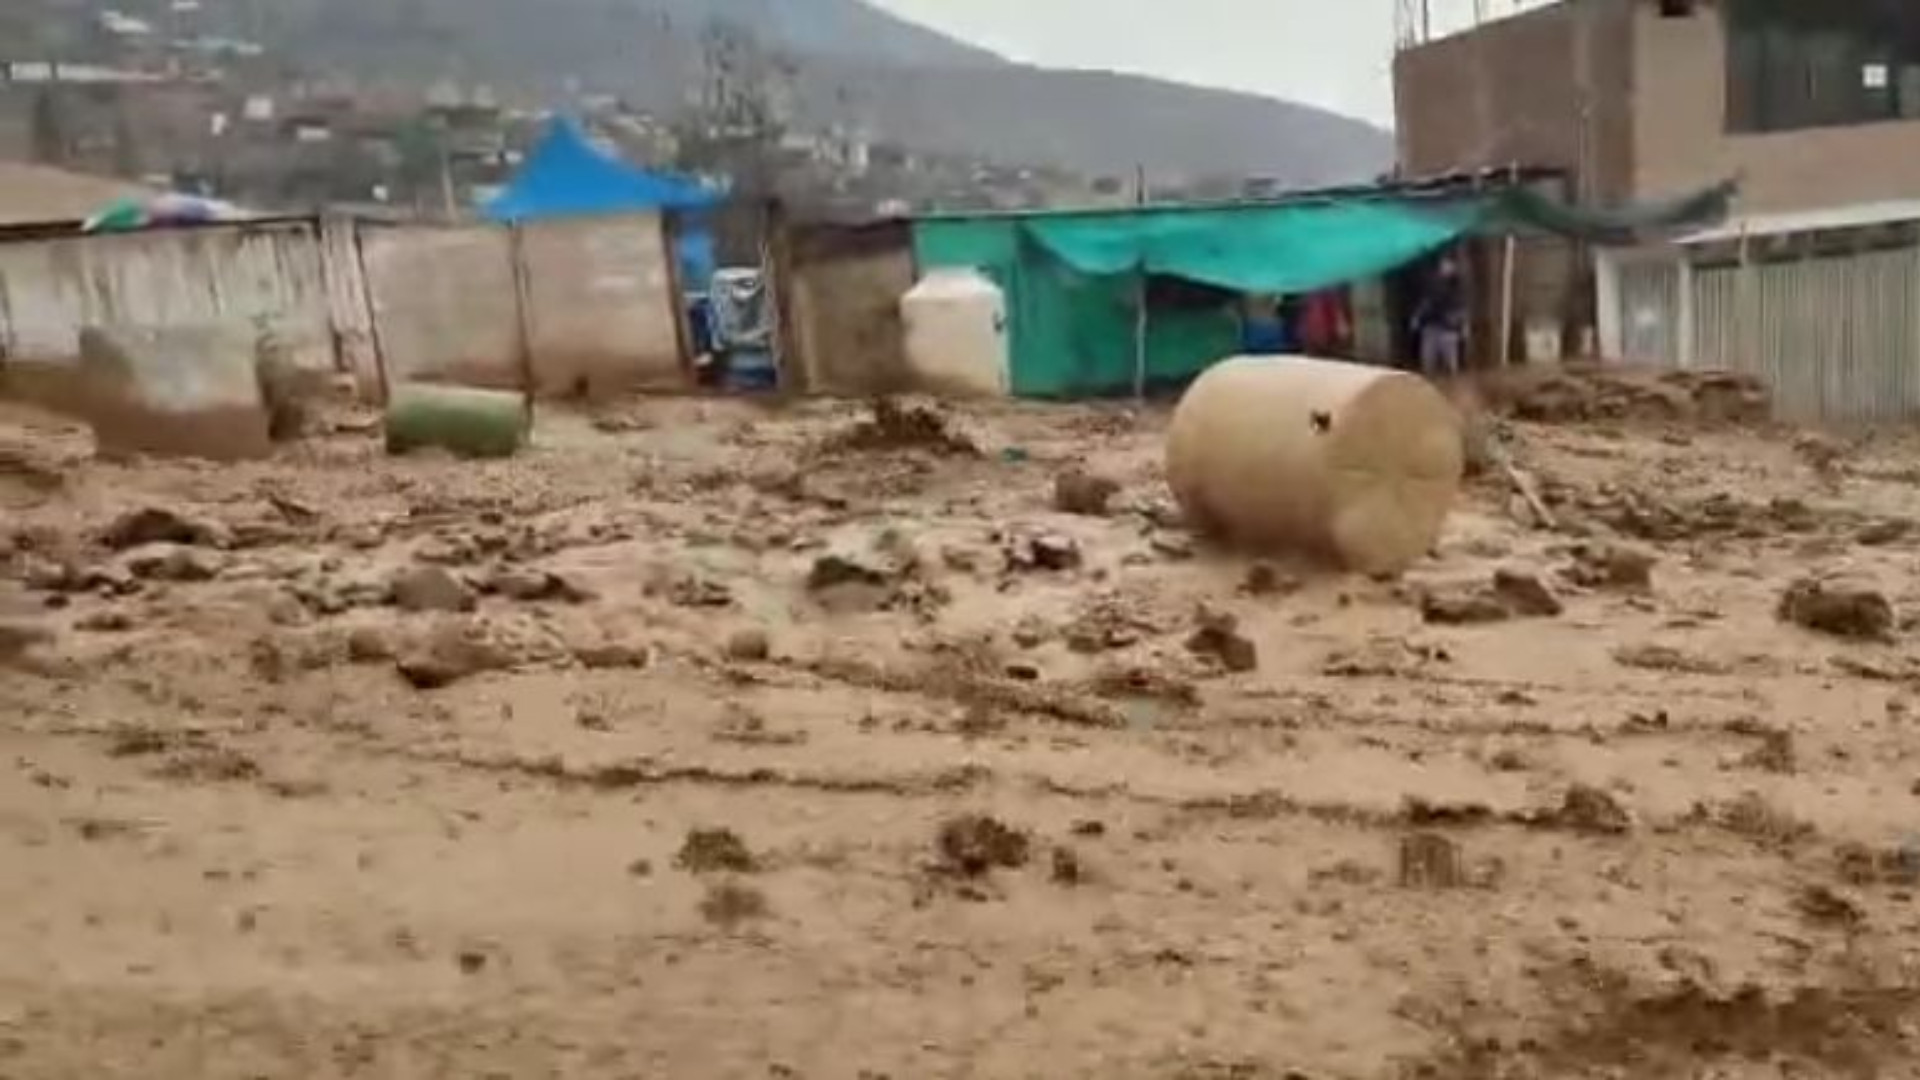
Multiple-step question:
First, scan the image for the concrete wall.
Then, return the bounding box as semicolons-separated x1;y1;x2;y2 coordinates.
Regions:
362;224;523;391
1393;0;1636;204
364;214;686;397
1632;6;1920;214
0;219;337;412
519;213;684;397
778;222;915;395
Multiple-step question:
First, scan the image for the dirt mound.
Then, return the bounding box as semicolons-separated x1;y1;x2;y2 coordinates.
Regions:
1482;363;1770;426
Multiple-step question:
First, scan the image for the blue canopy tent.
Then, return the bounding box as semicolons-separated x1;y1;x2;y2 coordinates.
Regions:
483;116;724;291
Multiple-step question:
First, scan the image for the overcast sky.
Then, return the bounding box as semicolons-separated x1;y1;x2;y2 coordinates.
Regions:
869;0;1494;127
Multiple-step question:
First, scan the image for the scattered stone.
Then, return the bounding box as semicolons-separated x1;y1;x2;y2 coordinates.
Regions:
1856;519;1913;548
677;828;757;874
1548;784;1633;835
1003;529;1082;573
1611;643;1732;676
570;633;651;671
1398;833;1467;889
1185;605;1258;673
936;814;1030;877
123;544;225;583
99;507;229;550
395;620;514;689
807;553;892;592
1565;543;1657;591
724;628;772;662
1053;468;1120;517
832;397;981;457
491;567;595;604
390;565;477;614
1778;575;1895;642
345;625;398;664
699;881;770;928
1794;883;1865;929
1419;586;1513;626
1492;566;1564;618
1742;729;1797;775
1241;563;1298;597
74;609;134;633
0;617;54;665
1050;846;1086;886
1708;791;1813;845
665;574;734;609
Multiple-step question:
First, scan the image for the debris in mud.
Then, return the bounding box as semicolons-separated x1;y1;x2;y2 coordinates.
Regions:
676;828;758;874
1053;468;1120;516
1834;841;1920;887
1491;566;1564;617
151;745;263;784
1062;593;1156;654
1321;636;1452;678
663;573;735;609
1612;642;1733;676
1793;432;1849;476
1856;518;1913;548
1402;796;1495;826
831;397;981;457
0;616;54;666
1489;363;1770;425
1002;527;1083;573
123;544;225;584
1794;883;1865;929
1705;790;1814;846
936;814;1030;877
489;567;595;604
74;609;134;633
1778;575;1895;642
1543;783;1633;835
345;625;398;664
1397;832;1467;889
807;553;893;592
389;565;477;614
99;506;229;550
699;881;770;928
1741;729;1797;775
1241;563;1299;598
1185;605;1259;673
1419;568;1561;626
396;619;516;688
1050;846;1087;886
1564;542;1656;591
568;632;652;671
725;627;772;662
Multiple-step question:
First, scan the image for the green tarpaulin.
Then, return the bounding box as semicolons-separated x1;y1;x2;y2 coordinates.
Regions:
1022;200;1483;295
912;179;1737;399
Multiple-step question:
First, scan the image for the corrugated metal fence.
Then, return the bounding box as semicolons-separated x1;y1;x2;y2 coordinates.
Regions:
1606;242;1920;424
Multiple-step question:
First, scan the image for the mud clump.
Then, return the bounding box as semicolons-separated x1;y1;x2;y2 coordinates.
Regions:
1545;783;1633;835
1778;575;1894;642
936;814;1030;877
396;620;516;688
699;881;770;928
1492;566;1564;618
724;627;772;662
1185;605;1258;673
1050;846;1087;886
390;565;477;614
676;828;758;874
99;506;230;550
1420;569;1563;626
489;567;594;604
1002;528;1082;574
833;397;981;457
1565;543;1656;591
1053;468;1120;517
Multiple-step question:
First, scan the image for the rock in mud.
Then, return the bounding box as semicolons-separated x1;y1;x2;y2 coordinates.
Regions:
123;543;225;583
1053;468;1120;517
396;620;514;689
491;567;595;604
699;881;770;928
345;625;399;664
390;565;477;614
1419;586;1515;626
936;814;1030;877
725;627;772;662
1492;566;1564;618
1565;543;1656;591
100;506;229;550
1549;783;1633;835
807;553;893;592
1186;605;1259;673
1778;575;1894;641
677;828;758;874
1003;529;1082;573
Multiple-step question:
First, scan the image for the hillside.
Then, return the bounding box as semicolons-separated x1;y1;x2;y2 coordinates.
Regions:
215;0;1393;186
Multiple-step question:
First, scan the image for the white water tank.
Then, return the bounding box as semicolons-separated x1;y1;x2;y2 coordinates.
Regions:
901;267;1009;397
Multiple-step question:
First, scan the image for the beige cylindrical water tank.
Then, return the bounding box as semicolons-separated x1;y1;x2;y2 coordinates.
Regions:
1167;356;1465;575
901;268;1009;397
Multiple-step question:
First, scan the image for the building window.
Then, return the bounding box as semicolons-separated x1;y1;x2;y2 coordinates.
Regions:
1725;0;1920;133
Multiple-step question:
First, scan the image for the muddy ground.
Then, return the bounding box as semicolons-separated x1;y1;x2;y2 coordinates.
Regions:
4;381;1920;1079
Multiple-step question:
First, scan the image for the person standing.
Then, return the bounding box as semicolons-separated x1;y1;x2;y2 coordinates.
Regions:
1412;257;1466;379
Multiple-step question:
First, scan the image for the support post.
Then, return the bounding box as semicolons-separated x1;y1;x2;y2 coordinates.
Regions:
1132;163;1148;401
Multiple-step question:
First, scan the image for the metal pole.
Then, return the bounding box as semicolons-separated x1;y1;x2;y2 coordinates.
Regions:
1132;163;1148;401
1498;162;1519;367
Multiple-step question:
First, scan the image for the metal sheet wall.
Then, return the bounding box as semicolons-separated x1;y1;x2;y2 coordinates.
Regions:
1693;247;1920;423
